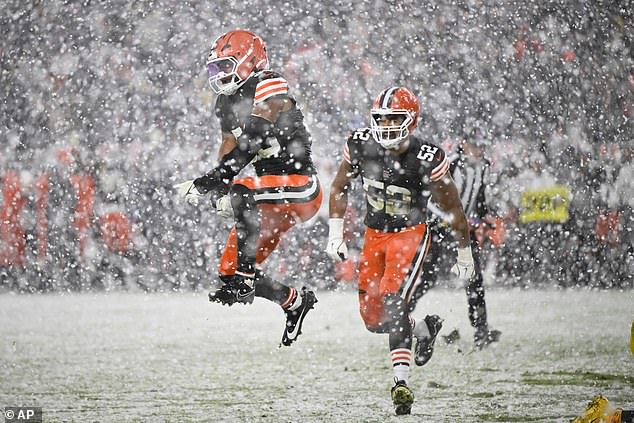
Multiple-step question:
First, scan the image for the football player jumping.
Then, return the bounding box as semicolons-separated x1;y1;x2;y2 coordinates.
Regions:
175;29;322;347
326;87;475;415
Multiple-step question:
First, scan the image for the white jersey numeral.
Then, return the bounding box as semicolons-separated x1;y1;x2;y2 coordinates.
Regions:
362;177;412;216
417;145;438;162
252;137;281;162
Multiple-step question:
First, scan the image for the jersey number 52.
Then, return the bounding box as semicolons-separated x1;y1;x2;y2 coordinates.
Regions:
362;177;412;216
417;145;438;162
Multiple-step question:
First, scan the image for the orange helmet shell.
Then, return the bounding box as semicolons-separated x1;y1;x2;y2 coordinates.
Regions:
370;87;421;148
371;86;420;132
209;29;268;81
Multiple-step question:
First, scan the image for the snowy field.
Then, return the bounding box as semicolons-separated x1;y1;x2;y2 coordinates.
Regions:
1;288;632;422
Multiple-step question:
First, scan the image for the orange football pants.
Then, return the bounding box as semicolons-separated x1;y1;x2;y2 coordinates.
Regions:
358;224;431;329
219;174;322;276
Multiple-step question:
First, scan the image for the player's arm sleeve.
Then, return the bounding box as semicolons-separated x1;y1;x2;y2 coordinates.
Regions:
193;115;273;193
430;172;470;248
343;141;352;164
329;158;354;218
343;137;361;178
430;148;449;182
253;77;289;104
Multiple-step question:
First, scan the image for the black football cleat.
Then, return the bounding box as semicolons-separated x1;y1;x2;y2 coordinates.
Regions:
474;326;501;349
391;379;414;415
208;275;255;306
414;314;443;366
281;287;317;346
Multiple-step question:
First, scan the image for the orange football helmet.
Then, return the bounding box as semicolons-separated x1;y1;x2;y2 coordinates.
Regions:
370;86;420;149
206;29;269;95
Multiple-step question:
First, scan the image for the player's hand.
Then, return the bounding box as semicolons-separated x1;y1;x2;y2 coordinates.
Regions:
173;180;204;206
326;218;348;262
326;237;348;262
214;194;234;219
451;246;475;280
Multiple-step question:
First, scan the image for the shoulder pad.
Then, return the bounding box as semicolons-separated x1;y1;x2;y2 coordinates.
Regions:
254;71;289;104
412;140;448;181
256;70;285;81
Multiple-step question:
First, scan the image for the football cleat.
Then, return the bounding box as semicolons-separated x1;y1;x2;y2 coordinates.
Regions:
414;314;443;366
570;394;610;423
208;274;255;306
281;287;317;347
391;379;414;415
441;328;461;345
474;326;502;349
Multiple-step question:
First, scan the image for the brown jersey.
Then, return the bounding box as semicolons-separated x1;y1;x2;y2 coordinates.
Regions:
344;128;449;232
214;70;315;177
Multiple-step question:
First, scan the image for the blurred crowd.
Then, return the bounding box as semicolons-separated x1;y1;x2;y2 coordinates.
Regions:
1;0;632;292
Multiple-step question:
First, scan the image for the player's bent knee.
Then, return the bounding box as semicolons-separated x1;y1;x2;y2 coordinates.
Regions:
363;321;389;334
383;294;407;323
230;184;255;207
359;306;388;333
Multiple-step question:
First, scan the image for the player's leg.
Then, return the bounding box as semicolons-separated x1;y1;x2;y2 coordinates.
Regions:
252;205;319;346
214;207;296;294
212;175;317;304
250;173;322;266
382;228;424;415
466;228;487;328
384;226;443;367
408;219;442;314
254;176;322;346
228;175;322;344
357;228;387;333
384;293;415;416
214;204;317;341
209;181;260;305
383;226;442;414
247;267;317;346
467;229;501;348
357;229;416;414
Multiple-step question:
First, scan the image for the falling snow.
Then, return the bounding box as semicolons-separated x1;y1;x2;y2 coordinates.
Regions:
1;1;633;421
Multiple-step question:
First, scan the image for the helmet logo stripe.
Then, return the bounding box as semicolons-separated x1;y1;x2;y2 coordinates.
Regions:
381;86;399;109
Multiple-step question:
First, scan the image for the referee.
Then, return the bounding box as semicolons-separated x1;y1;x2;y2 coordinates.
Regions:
412;138;501;349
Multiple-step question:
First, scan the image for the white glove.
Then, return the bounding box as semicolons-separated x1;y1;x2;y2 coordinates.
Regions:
173;180;204;206
214;194;234;219
451;246;475;280
326;218;348;262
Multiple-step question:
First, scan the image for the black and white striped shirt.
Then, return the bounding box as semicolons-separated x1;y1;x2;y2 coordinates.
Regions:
428;150;490;221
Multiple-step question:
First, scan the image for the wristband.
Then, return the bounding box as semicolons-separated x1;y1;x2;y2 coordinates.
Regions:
456;246;473;263
328;218;344;239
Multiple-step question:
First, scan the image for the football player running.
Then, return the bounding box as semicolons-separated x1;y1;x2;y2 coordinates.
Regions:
326;87;475;415
175;29;322;347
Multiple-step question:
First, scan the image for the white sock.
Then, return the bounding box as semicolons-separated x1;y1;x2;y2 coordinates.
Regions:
287;288;302;311
411;317;431;339
391;348;411;383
